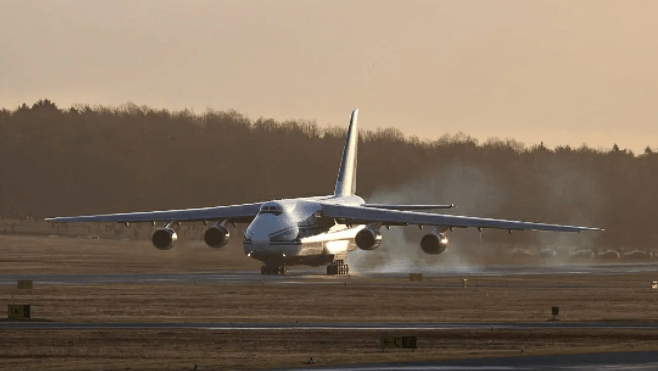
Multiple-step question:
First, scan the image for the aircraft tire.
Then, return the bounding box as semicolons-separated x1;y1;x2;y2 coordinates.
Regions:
262;265;280;275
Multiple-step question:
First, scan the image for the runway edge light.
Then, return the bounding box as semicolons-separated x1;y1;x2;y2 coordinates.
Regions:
550;307;560;321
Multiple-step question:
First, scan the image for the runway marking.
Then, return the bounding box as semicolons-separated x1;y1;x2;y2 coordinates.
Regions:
277;365;658;371
289;368;516;371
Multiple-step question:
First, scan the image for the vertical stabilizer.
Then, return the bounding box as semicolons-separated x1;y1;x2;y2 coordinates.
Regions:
334;109;359;197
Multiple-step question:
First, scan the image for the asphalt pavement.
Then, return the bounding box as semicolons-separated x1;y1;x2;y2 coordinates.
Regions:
268;351;658;371
3;322;658;330
0;262;657;287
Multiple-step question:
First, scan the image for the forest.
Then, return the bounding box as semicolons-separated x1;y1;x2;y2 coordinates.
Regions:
1;99;656;249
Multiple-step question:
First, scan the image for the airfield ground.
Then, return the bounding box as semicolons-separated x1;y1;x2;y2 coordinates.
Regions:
2;329;658;371
2;235;658;370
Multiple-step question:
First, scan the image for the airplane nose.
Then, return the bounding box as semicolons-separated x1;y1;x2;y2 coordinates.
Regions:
246;213;297;244
249;225;270;244
252;233;269;244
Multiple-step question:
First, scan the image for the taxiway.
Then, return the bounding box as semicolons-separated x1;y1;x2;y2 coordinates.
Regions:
269;351;658;371
3;322;658;330
0;262;656;287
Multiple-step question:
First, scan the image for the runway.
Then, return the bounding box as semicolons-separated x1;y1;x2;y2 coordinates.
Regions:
0;262;656;287
269;352;658;371
3;321;658;330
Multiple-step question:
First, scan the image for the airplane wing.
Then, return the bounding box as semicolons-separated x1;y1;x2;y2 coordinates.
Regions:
44;202;264;224
320;204;603;232
363;204;456;210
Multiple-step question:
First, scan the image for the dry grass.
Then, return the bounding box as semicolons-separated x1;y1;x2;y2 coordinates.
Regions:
0;234;258;275
3;275;658;324
1;329;658;371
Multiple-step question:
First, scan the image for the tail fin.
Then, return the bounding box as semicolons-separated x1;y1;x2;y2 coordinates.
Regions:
334;109;359;197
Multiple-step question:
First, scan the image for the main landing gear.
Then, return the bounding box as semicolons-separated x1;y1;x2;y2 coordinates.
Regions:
327;260;349;275
261;264;288;275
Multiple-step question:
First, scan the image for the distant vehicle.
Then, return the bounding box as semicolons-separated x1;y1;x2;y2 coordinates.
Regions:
45;110;604;275
622;249;652;261
509;247;534;257
570;249;595;260
596;250;621;261
537;248;557;258
507;247;556;259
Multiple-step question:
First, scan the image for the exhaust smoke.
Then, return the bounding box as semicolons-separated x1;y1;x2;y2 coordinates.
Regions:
347;159;605;274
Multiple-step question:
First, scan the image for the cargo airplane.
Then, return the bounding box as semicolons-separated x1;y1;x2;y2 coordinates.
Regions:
46;110;603;275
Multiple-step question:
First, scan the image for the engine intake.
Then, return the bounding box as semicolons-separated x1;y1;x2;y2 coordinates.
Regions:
151;228;177;250
355;228;382;250
204;225;230;248
420;232;448;255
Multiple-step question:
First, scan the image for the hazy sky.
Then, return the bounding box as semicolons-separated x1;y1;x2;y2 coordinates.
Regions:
2;0;657;152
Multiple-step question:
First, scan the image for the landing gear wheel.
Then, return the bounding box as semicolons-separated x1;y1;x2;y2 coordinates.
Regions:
262;264;287;275
326;261;349;276
279;265;288;275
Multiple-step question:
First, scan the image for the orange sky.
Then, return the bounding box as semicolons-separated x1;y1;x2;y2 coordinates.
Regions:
1;0;657;152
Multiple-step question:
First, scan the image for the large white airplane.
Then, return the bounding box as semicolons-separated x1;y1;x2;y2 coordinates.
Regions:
46;110;603;275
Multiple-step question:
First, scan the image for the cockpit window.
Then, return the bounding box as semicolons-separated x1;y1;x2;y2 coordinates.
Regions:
259;205;282;216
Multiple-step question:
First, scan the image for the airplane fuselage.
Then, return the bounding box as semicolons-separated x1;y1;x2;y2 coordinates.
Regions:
243;195;365;267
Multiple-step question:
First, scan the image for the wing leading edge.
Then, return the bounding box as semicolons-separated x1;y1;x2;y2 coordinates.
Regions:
363;204;456;211
44;202;264;224
320;204;603;232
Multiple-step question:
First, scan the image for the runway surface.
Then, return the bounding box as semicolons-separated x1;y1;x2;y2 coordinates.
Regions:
269;351;658;371
0;263;656;286
3;322;658;330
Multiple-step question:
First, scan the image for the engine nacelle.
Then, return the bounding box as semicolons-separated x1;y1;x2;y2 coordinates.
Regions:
204;225;230;248
420;232;448;255
355;228;382;250
151;228;177;250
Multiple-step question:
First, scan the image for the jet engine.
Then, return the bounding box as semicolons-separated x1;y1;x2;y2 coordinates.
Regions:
420;232;448;255
204;225;230;248
355;228;382;250
151;228;177;250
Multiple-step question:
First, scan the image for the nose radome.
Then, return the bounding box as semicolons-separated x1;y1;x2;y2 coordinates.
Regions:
247;213;295;244
250;228;270;244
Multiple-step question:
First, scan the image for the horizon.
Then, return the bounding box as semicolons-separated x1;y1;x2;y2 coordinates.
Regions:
1;98;645;154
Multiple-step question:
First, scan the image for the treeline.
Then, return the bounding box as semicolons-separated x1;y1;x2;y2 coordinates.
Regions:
1;99;657;249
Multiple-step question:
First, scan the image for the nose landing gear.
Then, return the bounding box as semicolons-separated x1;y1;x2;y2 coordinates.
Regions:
261;264;288;275
327;260;349;275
